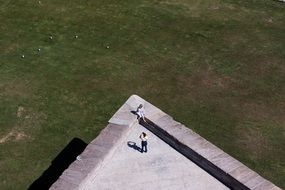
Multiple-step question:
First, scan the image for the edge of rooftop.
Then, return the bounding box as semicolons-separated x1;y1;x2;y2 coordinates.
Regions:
50;95;282;190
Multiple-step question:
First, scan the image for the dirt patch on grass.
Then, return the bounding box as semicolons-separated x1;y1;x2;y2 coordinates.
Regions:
15;132;28;141
17;106;26;118
266;18;273;23
0;105;46;144
16;106;47;127
0;130;28;144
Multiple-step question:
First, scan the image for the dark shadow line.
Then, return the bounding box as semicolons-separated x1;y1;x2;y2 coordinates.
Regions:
130;110;139;119
139;119;250;190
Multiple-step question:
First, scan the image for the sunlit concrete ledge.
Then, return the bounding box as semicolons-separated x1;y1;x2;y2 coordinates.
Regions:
50;95;281;190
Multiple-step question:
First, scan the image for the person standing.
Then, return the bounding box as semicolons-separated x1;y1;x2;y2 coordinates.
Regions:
136;104;146;122
140;132;148;153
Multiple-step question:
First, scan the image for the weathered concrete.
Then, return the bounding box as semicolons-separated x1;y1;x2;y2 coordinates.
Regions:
81;123;229;190
149;109;281;190
50;123;132;190
141;119;249;189
50;95;281;190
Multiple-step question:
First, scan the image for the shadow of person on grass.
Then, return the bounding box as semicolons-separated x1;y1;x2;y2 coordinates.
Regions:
28;137;87;190
127;141;141;152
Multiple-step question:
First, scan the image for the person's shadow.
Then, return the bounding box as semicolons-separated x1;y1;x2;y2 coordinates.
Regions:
127;141;141;152
130;110;139;119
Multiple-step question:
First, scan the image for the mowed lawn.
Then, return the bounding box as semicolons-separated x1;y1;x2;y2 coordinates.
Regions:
0;0;284;189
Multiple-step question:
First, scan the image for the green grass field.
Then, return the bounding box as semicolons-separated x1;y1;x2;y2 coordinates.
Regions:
1;0;284;189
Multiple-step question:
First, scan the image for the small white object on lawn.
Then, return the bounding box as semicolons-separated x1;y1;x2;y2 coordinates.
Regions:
106;46;110;49
75;35;78;38
49;36;53;40
21;55;25;58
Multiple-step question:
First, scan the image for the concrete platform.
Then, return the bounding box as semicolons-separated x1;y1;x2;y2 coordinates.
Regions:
81;122;229;190
50;95;281;190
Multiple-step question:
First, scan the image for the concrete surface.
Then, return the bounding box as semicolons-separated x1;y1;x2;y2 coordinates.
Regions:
50;95;281;190
80;122;229;190
151;113;281;190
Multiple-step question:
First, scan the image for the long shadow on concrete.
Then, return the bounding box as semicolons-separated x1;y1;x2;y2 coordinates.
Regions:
28;138;87;190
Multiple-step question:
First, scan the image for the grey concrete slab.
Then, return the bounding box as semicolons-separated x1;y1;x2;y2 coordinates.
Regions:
60;170;85;185
238;171;259;185
252;180;276;190
50;122;131;190
219;159;242;173
210;152;232;165
214;156;239;170
87;144;109;154
169;124;193;137
195;144;225;161
246;175;269;189
230;165;255;182
80;122;229;190
67;161;90;174
270;186;283;190
50;178;78;190
164;125;185;136
153;115;180;131
189;138;211;151
178;133;204;146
